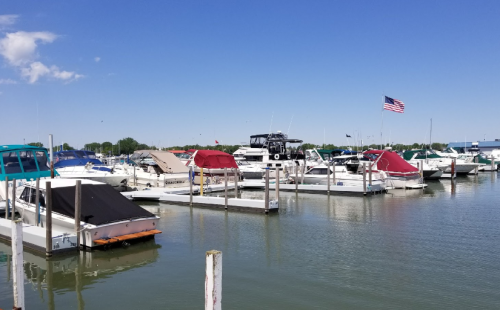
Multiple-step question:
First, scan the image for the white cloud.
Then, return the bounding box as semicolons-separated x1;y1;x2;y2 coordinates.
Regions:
0;78;17;84
21;62;84;84
0;31;83;83
0;15;18;26
94;57;100;62
0;31;57;66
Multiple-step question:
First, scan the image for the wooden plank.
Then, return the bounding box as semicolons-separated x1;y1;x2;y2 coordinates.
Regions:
93;229;162;245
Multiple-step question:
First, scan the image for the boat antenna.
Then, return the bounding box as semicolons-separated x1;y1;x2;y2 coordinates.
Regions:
269;111;274;133
287;115;294;135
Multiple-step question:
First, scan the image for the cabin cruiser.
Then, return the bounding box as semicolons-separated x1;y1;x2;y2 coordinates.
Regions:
127;150;190;188
54;150;129;189
363;150;426;189
17;179;161;248
300;164;386;190
233;132;318;179
405;149;481;175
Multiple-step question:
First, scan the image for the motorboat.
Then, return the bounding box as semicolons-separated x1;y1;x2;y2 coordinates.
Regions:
363;150;426;189
405;149;481;175
54;150;129;189
300;164;386;190
17;178;161;249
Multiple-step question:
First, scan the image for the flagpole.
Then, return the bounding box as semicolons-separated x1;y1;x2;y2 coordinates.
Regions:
380;94;385;150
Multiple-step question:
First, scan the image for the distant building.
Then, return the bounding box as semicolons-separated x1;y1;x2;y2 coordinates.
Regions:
447;140;500;154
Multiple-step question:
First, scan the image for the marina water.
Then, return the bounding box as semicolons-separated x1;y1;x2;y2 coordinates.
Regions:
1;173;499;309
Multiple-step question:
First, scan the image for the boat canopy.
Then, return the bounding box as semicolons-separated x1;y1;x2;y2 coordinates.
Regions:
364;150;419;175
50;183;155;225
194;150;238;169
149;151;189;173
317;149;357;160
402;149;441;161
54;150;102;168
0;145;55;181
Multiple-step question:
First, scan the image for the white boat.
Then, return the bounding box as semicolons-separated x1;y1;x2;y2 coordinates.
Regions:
300;164;386;190
408;149;481;175
17;179;161;248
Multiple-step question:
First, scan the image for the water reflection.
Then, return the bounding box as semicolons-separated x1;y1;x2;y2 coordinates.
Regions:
0;240;160;309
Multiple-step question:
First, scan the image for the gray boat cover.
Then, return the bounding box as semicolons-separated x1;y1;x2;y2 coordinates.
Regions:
149;151;189;173
51;184;154;225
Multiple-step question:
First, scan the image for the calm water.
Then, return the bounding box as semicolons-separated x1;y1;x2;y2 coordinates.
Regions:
1;174;499;309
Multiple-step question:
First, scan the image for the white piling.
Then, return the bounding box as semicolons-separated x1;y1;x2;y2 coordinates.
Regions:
369;163;372;186
332;162;336;185
327;161;331;193
224;168;228;210
275;168;280;201
11;179;16;220
491;155;495;171
295;165;298;193
189;166;193;206
4;176;8;219
35;178;40;226
265;169;270;213
75;180;81;249
205;250;222;310
234;169;239;198
475;156;479;175
12;220;25;310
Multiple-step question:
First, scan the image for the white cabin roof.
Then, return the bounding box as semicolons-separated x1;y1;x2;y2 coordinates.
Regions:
25;178;104;190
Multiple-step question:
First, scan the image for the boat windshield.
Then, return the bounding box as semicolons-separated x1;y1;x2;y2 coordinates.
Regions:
2;152;22;174
74;151;87;158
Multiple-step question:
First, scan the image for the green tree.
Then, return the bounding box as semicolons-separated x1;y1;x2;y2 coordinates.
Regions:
84;142;101;152
28;142;43;147
117;137;139;154
63;143;74;151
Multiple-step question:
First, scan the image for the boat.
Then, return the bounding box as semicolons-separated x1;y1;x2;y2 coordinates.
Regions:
17;178;161;248
54;150;129;189
406;149;481;175
363;150;426;189
300;164;386;190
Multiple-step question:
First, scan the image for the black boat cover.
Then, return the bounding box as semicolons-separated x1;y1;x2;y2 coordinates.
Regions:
51;184;155;225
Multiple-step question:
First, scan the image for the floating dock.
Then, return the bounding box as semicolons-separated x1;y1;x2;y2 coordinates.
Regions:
122;183;238;200
0;218;77;255
266;183;385;195
158;194;278;213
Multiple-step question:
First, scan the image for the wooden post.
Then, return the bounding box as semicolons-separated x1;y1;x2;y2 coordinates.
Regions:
362;163;367;195
234;169;238;198
205;250;222;310
491;155;495;171
451;158;455;180
200;167;204;196
275;168;280;202
475;156;479;175
35;178;40;226
12;219;25;310
11;179;16;220
295;165;298;193
327;161;331;193
265;169;270;213
46;181;53;257
189;166;193;206
332;162;336;185
369;163;372;186
4;176;8;219
75;180;81;249
224;168;228;210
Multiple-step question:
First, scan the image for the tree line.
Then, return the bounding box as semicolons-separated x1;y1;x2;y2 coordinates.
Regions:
27;139;449;155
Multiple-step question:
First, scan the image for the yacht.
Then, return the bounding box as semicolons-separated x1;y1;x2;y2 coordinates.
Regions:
406;149;481;175
300;164;386;190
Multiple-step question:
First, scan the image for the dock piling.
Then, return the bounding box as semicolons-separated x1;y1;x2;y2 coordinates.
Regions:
4;176;8;219
362;163;367;195
451;158;456;180
189;167;193;206
333;162;336;185
75;180;81;249
265;169;270;213
295;165;298;193
12;219;25;310
491;155;495;171
327;161;331;193
200;168;204;196
11;179;16;220
234;169;239;198
275;168;280;201
224;168;228;210
205;250;222;310
46;181;53;257
475;156;479;174
369;162;372;186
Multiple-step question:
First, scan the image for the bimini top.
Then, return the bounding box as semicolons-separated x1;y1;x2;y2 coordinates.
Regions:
194;150;238;169
0;144;55;181
364;150;419;175
54;150;103;168
402;149;441;161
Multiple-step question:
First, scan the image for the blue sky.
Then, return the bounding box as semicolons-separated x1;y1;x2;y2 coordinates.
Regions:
1;0;499;148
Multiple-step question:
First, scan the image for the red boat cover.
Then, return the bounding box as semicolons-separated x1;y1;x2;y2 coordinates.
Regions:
364;150;418;174
194;150;238;169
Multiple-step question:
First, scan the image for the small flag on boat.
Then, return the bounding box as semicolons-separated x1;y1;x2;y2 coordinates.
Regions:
346;134;351;138
215;140;219;144
384;96;405;113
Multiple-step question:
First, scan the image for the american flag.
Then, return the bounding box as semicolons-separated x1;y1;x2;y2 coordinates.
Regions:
384;96;405;113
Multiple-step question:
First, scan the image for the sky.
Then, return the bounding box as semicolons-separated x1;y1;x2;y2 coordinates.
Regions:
1;0;499;149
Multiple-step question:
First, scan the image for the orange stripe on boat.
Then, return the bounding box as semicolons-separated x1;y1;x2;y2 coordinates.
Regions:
93;229;162;245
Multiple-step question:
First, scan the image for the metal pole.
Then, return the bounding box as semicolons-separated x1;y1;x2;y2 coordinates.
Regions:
46;181;53;257
275;168;280;202
295;165;298;193
35;178;40;226
189;166;193;206
75;180;81;249
224;168;228;210
4;176;8;219
362;163;367;195
265;169;270;213
327;161;331;193
205;250;222;310
12;219;25;310
11;179;16;220
49;134;54;179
